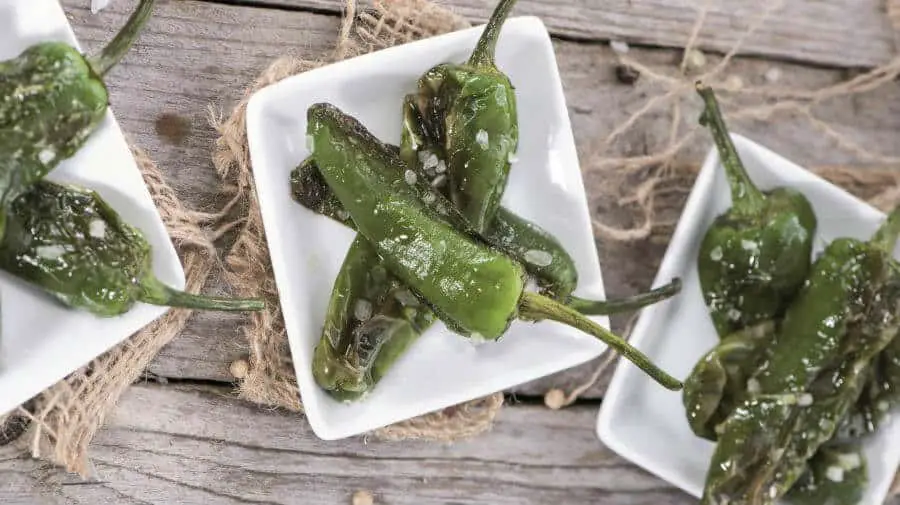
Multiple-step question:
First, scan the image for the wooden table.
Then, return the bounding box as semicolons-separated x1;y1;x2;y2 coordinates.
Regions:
4;0;900;503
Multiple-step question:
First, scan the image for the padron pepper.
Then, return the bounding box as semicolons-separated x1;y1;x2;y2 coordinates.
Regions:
0;180;265;316
301;100;679;399
292;156;680;316
414;0;519;233
785;443;867;505
398;94;683;308
297;122;679;400
682;319;777;441
695;83;816;338
842;326;900;436
0;0;155;234
297;161;680;399
306;102;682;391
312;238;435;400
699;207;900;505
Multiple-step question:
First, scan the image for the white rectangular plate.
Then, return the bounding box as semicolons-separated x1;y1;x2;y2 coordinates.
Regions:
597;134;900;505
0;0;185;416
246;16;610;440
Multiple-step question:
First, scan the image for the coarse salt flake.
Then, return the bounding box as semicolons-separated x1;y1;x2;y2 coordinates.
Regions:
475;130;489;149
36;245;66;260
524;249;553;267
354;299;372;321
825;465;844;483
89;219;107;239
38;148;54;165
837;452;861;470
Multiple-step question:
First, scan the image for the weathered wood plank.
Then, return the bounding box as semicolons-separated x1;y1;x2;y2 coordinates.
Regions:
0;384;696;505
205;0;897;69
65;1;900;398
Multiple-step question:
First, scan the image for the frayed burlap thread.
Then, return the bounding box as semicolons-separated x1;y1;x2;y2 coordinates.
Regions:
211;0;502;441
5;144;221;476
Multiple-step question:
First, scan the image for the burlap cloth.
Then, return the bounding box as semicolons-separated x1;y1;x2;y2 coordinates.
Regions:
4;0;900;497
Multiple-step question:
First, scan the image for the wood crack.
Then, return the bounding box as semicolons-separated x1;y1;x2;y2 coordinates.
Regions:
94;460;283;505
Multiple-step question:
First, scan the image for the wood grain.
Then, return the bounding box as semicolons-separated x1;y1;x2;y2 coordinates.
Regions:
63;0;900;396
201;0;898;69
0;383;696;505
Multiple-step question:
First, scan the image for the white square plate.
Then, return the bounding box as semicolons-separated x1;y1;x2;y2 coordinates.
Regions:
0;1;184;415
246;16;609;440
597;134;900;504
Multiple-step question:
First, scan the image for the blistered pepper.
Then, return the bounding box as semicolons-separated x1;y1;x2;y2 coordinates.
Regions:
399;94;682;307
307;102;682;390
842;329;900;436
682;319;776;441
0;180;265;316
312;238;434;400
291;154;681;315
786;443;867;505
303;103;677;399
0;0;155;234
414;0;519;233
695;83;817;337
699;208;900;505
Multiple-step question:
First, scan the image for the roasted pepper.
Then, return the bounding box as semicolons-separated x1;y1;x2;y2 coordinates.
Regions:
682;319;777;441
695;83;817;338
291;154;681;315
399;94;682;307
843;331;900;436
307;102;681;390
312;238;434;400
0;0;155;235
699;207;900;505
304;101;677;399
786;443;867;505
414;0;519;233
0;180;264;316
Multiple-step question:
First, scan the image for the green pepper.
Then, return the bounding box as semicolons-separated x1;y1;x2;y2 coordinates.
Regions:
307;102;682;390
695;83;817;338
699;207;900;505
786;443;867;505
399;94;683;308
291;153;681;315
302;107;677;400
312;238;434;401
0;180;264;316
0;0;155;235
842;328;900;436
414;0;519;233
682;319;777;441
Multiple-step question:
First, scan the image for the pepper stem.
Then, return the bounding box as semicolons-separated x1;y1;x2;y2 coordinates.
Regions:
519;292;683;391
567;278;682;316
139;275;265;312
468;0;519;68
696;81;766;215
870;204;900;253
88;0;156;77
